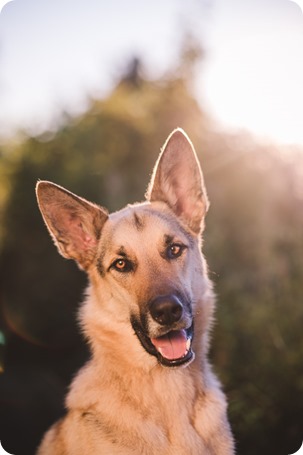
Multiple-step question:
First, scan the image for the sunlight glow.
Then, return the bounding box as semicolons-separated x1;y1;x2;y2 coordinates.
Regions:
202;0;303;145
0;0;13;14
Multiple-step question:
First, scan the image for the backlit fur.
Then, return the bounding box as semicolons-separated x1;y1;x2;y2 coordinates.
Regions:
36;129;234;454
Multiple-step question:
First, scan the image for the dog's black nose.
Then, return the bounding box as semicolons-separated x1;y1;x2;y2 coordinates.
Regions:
150;295;183;326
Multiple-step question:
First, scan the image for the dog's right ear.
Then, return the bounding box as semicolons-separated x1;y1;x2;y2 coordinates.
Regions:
36;181;108;270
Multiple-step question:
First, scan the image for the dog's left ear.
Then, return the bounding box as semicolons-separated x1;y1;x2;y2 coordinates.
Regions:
146;128;209;234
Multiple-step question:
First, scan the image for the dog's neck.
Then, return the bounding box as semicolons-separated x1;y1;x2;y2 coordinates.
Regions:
66;347;208;416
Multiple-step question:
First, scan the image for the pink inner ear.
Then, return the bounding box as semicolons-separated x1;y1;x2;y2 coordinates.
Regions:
172;182;206;233
174;181;194;213
175;196;197;223
63;212;97;253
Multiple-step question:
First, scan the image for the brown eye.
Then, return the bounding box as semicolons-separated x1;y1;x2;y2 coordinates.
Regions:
167;243;185;260
112;258;133;273
116;259;126;270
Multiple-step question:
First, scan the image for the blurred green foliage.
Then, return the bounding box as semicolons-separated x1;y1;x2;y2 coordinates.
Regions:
0;55;302;455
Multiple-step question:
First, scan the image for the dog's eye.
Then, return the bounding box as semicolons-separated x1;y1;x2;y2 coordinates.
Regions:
167;243;185;260
111;258;133;273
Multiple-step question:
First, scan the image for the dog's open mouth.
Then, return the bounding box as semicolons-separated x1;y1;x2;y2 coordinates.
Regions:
150;329;191;360
131;317;194;367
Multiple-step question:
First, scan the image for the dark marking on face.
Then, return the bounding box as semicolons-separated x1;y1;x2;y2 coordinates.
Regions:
133;212;145;231
96;255;106;277
116;246;127;257
141;209;195;248
164;234;174;246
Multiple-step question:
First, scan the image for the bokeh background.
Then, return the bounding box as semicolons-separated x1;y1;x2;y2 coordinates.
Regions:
0;1;303;454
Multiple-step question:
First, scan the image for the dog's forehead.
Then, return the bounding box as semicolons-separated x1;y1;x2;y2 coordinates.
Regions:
102;202;191;250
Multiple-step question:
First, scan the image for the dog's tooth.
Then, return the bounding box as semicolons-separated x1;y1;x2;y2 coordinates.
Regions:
186;338;191;351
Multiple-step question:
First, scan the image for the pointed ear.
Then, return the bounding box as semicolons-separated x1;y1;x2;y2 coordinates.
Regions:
36;181;108;270
146;128;209;234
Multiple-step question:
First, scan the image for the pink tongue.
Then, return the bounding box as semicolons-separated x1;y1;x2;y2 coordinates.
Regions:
151;330;188;360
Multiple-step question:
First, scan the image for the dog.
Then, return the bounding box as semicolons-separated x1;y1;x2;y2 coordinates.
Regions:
36;129;234;454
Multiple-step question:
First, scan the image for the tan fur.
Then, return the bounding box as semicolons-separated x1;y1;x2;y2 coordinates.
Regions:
36;129;234;455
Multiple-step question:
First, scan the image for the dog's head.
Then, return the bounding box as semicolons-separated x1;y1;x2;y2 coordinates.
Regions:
36;129;213;368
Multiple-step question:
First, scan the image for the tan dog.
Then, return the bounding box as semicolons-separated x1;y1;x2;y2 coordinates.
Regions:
36;129;234;454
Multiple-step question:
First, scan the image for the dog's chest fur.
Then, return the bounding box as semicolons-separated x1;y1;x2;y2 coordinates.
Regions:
65;359;224;455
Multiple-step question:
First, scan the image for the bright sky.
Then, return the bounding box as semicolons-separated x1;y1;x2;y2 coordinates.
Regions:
0;0;303;145
203;0;303;145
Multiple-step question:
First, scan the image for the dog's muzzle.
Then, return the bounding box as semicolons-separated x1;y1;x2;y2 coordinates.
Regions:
131;294;194;368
